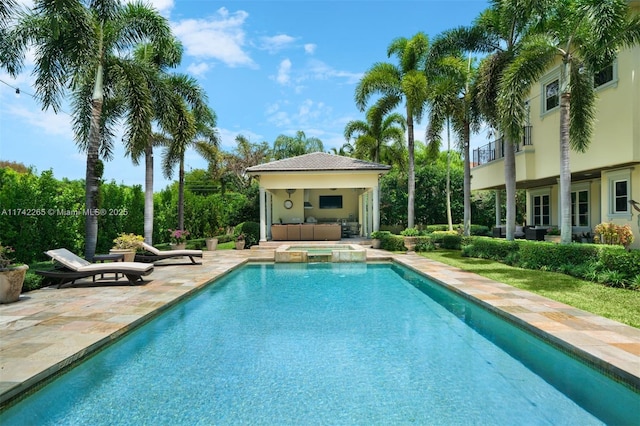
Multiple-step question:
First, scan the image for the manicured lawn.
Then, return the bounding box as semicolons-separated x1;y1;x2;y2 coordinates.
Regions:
419;250;640;329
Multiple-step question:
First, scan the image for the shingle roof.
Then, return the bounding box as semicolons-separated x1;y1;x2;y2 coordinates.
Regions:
245;152;391;173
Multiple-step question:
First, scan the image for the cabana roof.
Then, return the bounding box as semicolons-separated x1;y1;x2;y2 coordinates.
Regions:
246;152;391;174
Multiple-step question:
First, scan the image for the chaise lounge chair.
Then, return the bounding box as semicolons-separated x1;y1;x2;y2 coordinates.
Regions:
134;242;203;265
37;248;154;288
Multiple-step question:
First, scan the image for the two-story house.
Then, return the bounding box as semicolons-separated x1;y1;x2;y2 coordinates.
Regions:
470;24;640;249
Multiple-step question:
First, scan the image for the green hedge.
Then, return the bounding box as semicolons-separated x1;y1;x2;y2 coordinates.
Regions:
234;221;260;248
460;237;639;289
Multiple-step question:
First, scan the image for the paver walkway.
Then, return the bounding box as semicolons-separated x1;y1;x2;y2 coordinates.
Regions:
1;247;638;408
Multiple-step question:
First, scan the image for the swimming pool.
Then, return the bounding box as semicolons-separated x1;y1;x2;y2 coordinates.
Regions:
1;263;637;424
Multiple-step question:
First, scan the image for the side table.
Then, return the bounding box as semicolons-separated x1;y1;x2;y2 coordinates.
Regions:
91;253;125;281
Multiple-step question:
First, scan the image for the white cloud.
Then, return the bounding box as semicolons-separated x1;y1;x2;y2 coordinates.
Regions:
217;128;264;151
6;105;73;138
171;8;255;68
266;99;332;130
304;59;362;84
187;62;210;76
275;59;292;85
145;0;174;15
304;43;316;54
260;34;296;53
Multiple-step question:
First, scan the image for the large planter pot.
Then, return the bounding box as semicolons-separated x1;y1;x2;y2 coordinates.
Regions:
403;236;418;252
0;264;28;304
544;235;561;244
205;238;218;251
235;241;246;250
170;243;186;250
371;239;381;249
109;248;136;262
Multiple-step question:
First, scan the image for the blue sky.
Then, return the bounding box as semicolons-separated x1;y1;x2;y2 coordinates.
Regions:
0;0;490;189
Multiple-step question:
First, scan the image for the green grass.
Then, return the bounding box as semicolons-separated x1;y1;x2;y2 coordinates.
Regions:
419;250;640;329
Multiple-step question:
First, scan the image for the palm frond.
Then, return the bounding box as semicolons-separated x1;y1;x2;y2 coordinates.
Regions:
568;60;595;153
354;62;402;111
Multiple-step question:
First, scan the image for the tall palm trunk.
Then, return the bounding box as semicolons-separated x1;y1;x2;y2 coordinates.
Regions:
84;50;105;260
406;107;415;229
178;156;185;230
144;143;154;244
559;91;572;244
446;117;453;231
504;139;516;241
463;120;471;236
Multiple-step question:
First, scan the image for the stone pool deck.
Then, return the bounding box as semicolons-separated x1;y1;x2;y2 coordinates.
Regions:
1;247;639;407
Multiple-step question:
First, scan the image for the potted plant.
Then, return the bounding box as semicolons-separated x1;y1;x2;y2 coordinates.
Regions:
400;227;420;252
111;233;144;262
544;227;561;243
204;225;223;251
370;231;389;249
0;242;28;304
168;229;190;250
235;234;246;250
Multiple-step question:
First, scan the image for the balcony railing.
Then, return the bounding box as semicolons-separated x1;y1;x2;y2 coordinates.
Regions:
472;126;532;167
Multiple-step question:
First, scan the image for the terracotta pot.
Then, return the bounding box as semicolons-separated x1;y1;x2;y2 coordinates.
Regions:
0;264;28;304
371;239;381;249
205;238;218;251
235;241;245;250
109;248;136;262
170;243;187;250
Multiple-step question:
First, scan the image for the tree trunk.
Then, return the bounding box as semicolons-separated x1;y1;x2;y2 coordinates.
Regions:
463;120;471;236
178;156;185;231
84;56;104;260
504;139;516;241
446;118;453;231
559;91;572;244
144;143;154;244
406;107;415;229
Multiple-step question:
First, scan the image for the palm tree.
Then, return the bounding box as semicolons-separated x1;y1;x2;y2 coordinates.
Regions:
499;0;640;244
344;97;406;165
0;0;18;73
355;32;429;229
425;54;480;235
161;79;218;231
272;131;324;160
430;1;549;240
127;39;183;244
8;0;173;259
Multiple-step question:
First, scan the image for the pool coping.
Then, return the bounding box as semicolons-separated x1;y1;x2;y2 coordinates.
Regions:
0;249;638;409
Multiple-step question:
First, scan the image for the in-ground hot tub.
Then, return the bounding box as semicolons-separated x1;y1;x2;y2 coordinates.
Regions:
275;244;366;263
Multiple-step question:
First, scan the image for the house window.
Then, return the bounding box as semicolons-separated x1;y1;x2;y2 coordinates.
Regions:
607;169;632;217
594;61;617;90
533;194;550;226
544;79;559;112
594;64;613;88
571;190;589;227
613;180;629;213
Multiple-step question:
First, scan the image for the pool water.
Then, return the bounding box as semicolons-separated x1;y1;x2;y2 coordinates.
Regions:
1;263;637;425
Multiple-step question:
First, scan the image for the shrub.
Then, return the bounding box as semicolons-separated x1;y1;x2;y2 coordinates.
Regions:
381;234;406;251
469;225;491;236
415;236;435;252
234;222;259;248
597;247;640;279
400;227;420;237
594;222;635;249
370;230;391;240
441;234;462;250
517;241;600;272
429;230;459;244
461;237;518;262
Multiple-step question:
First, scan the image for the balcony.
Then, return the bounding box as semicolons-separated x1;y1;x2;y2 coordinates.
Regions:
472;126;532;167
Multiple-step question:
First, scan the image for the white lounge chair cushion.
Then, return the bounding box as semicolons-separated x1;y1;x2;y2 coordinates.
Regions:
141;243;202;257
46;248;153;273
